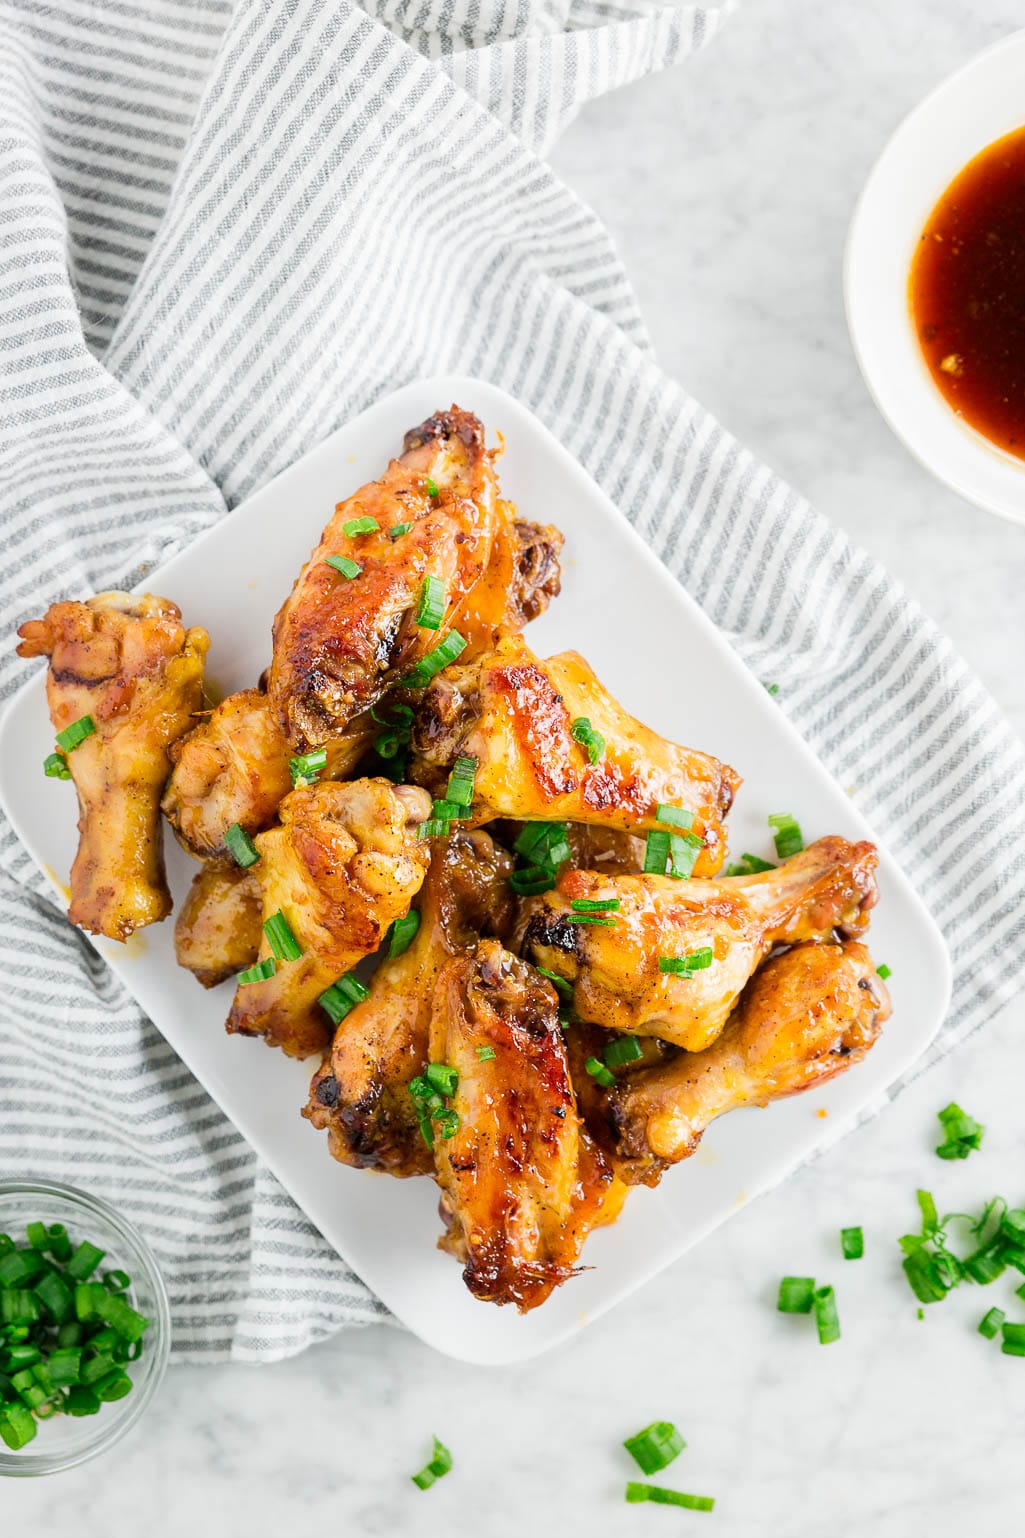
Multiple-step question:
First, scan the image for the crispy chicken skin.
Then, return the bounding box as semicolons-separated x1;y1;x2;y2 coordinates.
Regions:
17;592;208;940
268;409;502;752
174;860;263;988
305;829;515;1177
607;941;890;1184
410;635;739;872
431;940;616;1313
225;779;431;1058
522;836;879;1050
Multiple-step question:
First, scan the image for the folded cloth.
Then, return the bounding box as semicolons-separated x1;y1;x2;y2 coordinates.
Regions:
1;0;1022;1364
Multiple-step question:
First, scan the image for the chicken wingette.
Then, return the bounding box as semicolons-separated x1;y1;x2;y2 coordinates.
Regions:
268;408;504;752
225;779;431;1058
410;634;739;873
174;860;263;988
606;940;890;1184
17;592;208;940
430;940;617;1313
304;829;515;1177
522;836;879;1050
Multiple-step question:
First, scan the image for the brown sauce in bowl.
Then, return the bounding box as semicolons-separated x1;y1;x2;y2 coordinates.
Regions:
910;124;1025;459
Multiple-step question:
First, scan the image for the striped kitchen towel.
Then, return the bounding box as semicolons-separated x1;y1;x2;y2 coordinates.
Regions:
1;0;1023;1363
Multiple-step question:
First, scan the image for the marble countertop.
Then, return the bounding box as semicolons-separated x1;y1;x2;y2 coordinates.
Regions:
9;1;1025;1531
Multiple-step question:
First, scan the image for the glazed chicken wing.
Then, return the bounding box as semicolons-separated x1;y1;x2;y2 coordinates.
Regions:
304;829;515;1177
607;941;890;1184
430;940;616;1313
522;836;879;1050
174;859;263;988
268;409;504;752
162;688;367;859
17;592;208;940
225;778;431;1058
410;635;739;872
458;514;563;655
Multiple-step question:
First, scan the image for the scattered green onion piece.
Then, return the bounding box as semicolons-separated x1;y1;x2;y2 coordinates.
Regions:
979;1307;1005;1340
424;478;440;499
876;963;892;980
264;910;302;963
0;1403;37;1448
418;818;450;841
737;852;776;873
95;1370;133;1402
643;830;671;875
0;1251;37;1288
434;1108;460;1140
840;1227;864;1261
902;1247;954;1305
432;799;461;822
537;967;572;1001
319;973;369;1026
565;913;616;927
342;515;380;537
46;1348;82;1387
415;574;446;630
585;1056;617;1088
425;1062;459;1098
917;1189;939;1235
570;897;620;914
389;521;412;540
668;832;704;880
387;911;420;959
623;1421;686;1475
604;1036;643;1068
64;1384;101;1417
237;957;276;985
66;1241;105;1282
813;1284;841;1344
1001;1210;1025;1245
33;1270;72;1323
963;1246;1006;1285
224;822;260;868
768;812;804;859
55;715;95;754
570;717;606;765
411;1434;452;1490
402;630;467;689
659;948;714;977
625;1484;714;1512
655;804;695;830
445;755;477;810
25;1223;47;1251
289;749;327;788
103;1270;130;1293
935;1101;984;1160
777;1276;815;1314
324;554;361;579
1001;1322;1025;1357
476;1045;496;1062
765;682;780;696
509;866;555;896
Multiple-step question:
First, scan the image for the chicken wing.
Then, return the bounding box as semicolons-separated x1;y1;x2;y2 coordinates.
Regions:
225;778;431;1057
607;941;889;1184
430;940;616;1312
161;687;367;859
410;635;740;872
304;829;515;1177
17;592;208;940
268;408;503;752
458;514;564;655
522;836;879;1050
174;859;263;988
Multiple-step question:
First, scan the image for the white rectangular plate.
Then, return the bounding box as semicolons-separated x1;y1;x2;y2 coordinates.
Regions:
0;376;952;1365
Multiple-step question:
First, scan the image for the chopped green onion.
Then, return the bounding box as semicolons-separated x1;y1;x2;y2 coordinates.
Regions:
103;1270;130;1293
777;1276;815;1314
411;1434;452;1490
224;822;260;868
625;1484;714;1512
55;715;95;754
570;897;620;914
604;1036;643;1068
585;1056;617;1088
264;910;302;962
415;574;446;630
425;1062;459;1098
643;829;671;875
0;1403;37;1449
66;1241;105;1282
537;967;572;1001
25;1222;47;1250
237;957;276;985
903;1246;956;1305
963;1245;1006;1285
841;1227;864;1261
509;866;555;896
935;1102;984;1160
737;852;776;873
476;1045;496;1062
342;515;380;537
402;630;467;689
514;822;568;863
432;799;461;822
565;913;616;927
813;1284;841;1344
389;521;412;540
445;754;477;810
34;1270;73;1322
768;812;804;859
324;554;361;579
418;819;450;841
43;751;71;780
669;832;704;880
1002;1322;1025;1357
1003;1210;1025;1245
765;683;780;696
876;963;892;980
659;948;714;977
319;973;369;1026
570;717;606;765
289;749;327;788
424;478;440;499
655;804;695;830
0;1249;43;1287
64;1384;101;1417
979;1307;1005;1340
623;1421;686;1475
388;911;420;959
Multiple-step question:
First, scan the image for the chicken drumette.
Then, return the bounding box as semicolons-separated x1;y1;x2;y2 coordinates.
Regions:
17;592;208;940
174;859;263;988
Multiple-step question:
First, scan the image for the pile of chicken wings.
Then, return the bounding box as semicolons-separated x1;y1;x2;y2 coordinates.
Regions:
18;407;890;1315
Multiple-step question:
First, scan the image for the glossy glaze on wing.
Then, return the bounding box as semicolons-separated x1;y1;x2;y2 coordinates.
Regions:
225;779;431;1057
17;592;208;940
304;830;515;1177
522;837;879;1049
411;634;740;870
174;860;263;988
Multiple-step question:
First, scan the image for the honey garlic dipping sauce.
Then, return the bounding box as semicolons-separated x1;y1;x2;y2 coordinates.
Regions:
910;123;1025;461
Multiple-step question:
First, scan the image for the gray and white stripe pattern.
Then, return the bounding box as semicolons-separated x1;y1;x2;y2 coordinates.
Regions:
1;0;1021;1362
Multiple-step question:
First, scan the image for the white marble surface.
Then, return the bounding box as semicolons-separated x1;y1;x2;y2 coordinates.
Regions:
9;1;1025;1530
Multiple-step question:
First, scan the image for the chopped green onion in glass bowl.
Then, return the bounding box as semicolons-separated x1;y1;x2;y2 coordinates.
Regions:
0;1180;171;1476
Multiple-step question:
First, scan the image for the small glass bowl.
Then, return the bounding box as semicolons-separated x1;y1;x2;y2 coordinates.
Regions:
0;1180;171;1477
